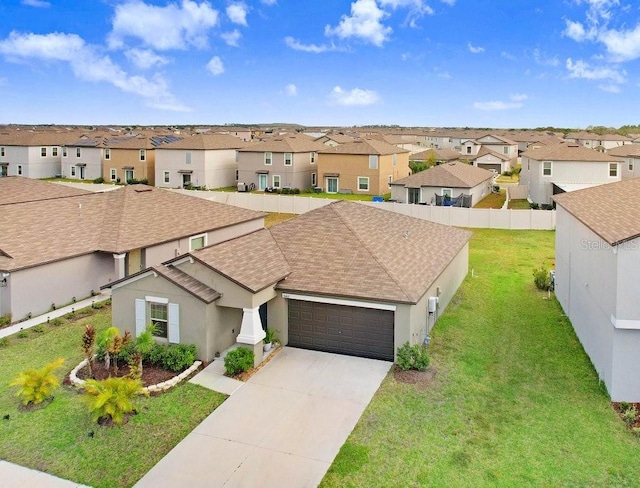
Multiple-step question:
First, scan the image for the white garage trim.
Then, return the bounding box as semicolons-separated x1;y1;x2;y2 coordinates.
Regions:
611;315;640;330
282;293;396;311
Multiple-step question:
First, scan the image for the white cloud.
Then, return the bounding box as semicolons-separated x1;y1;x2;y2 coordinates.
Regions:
564;19;591;42
325;0;392;47
0;31;189;111
285;36;334;53
440;0;455;5
261;0;277;4
206;55;224;76
21;0;51;7
125;48;169;69
329;86;380;106
285;83;297;96
598;25;640;62
566;57;626;83
599;83;621;93
437;71;451;79
467;42;484;53
108;0;219;51
473;93;527;111
221;30;241;47
226;3;248;26
379;0;434;26
501;51;516;60
533;48;559;67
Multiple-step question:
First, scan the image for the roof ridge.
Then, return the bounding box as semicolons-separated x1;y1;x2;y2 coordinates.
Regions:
330;202;411;302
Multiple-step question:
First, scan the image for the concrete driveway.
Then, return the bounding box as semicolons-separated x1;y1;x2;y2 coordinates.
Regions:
135;347;391;487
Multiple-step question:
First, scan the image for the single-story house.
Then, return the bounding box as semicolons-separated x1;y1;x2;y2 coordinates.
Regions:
553;178;640;401
0;178;264;321
390;161;494;206
106;200;472;365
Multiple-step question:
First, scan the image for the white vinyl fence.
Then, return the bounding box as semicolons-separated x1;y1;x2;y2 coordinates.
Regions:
175;190;556;230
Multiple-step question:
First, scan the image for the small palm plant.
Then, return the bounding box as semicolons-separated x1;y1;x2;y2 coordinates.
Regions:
128;324;157;381
10;357;65;406
82;325;96;377
84;376;147;425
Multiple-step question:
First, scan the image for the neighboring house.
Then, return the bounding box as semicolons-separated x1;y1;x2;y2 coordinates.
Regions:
237;135;326;191
0;130;79;178
474;134;519;162
314;132;356;147
471;146;513;174
102;135;182;186
390;161;493;206
367;133;414;152
155;134;247;189
107;200;472;365
460;139;481;157
564;132;631;151
553;178;640;401
606;144;640;179
317;139;410;195
62;138;105;181
410;148;461;164
520;142;623;205
0;178;264;321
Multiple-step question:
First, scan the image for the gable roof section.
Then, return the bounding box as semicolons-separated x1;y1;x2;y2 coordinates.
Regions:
607;144;640;158
391;162;493;189
475;146;511;161
153;265;221;303
239;135;325;154
410;148;460;162
553;178;640;246
522;142;623;162
319;138;410;156
0;130;81;147
158;133;247;150
270;200;472;304
0;176;91;205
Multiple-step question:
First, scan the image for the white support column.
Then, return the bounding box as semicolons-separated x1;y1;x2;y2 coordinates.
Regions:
113;253;126;280
237;307;266;345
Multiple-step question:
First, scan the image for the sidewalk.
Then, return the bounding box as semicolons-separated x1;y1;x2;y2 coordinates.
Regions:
0;291;111;340
0;461;89;488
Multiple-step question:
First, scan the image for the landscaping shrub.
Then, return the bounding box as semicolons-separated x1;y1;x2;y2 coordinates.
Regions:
0;313;11;327
84;376;146;425
621;404;638;426
0;337;9;347
93;177;104;184
147;343;166;366
162;344;197;372
224;347;254;375
50;317;64;327
10;358;65;406
32;325;45;334
17;331;28;339
396;342;430;371
533;266;552;291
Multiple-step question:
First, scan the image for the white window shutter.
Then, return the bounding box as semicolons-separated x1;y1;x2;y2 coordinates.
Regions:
135;299;145;337
168;303;180;344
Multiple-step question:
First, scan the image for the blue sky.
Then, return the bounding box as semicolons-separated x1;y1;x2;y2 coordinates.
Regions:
0;0;639;128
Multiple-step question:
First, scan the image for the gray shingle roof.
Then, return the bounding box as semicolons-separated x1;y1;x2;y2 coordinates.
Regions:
553;178;640;246
239;135;325;153
522;142;623;162
158;133;247;150
607;144;640;157
391;162;493;189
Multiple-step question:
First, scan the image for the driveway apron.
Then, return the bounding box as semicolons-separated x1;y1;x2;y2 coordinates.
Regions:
135;347;391;487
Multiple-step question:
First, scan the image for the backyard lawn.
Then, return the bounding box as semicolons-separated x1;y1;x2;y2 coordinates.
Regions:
0;306;225;488
474;189;506;209
322;229;640;487
213;186;382;201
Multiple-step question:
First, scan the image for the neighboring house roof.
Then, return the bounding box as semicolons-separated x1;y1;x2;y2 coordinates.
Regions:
0;176;90;205
191;229;290;293
239;135;325;153
319;138;410;156
0;180;264;272
553;178;640;246
410;148;460;161
367;133;407;145
607;144;640;157
270;200;472;304
391;162;493;189
0;130;81;146
521;142;623;162
159;133;248;150
315;133;356;144
475;134;518;145
103;135;182;149
474;146;511;161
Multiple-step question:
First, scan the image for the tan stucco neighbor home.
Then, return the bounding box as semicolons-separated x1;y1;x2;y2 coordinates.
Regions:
554;178;640;401
390;161;494;206
0;177;264;321
106;201;472;366
317;139;410;195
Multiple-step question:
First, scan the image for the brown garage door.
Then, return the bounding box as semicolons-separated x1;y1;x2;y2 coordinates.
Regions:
288;300;394;361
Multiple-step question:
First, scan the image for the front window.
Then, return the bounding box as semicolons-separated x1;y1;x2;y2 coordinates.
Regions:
609;163;618;177
629;159;634;171
110;168;117;181
466;146;472;154
542;161;552;177
442;188;453;198
62;147;67;157
311;172;317;186
388;175;393;185
140;149;146;161
163;171;170;184
327;177;338;193
369;155;378;170
393;154;397;166
17;165;22;175
310;152;316;164
284;153;292;166
185;151;192;164
264;152;272;165
104;148;110;160
150;303;168;338
76;148;81;158
70;166;76;177
189;234;206;251
52;147;58;157
503;146;509;155
358;176;370;191
0;147;4;157
273;175;281;188
41;147;47;157
235;169;239;181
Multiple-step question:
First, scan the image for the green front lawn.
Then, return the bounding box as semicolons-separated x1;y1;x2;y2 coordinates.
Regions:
323;229;640;487
0;307;225;488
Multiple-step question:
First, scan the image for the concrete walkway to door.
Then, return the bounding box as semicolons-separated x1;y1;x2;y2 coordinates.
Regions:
135;347;391;487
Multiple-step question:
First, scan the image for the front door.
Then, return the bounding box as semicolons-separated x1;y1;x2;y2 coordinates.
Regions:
79;166;86;180
326;177;338;193
258;174;268;191
182;173;191;188
408;188;420;204
125;169;134;183
259;302;268;330
0;165;7;177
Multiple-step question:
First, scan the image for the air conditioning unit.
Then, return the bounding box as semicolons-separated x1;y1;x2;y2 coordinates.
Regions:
237;182;247;192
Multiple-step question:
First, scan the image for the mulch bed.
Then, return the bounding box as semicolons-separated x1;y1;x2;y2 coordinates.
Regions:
392;364;437;388
612;402;640;430
74;360;177;387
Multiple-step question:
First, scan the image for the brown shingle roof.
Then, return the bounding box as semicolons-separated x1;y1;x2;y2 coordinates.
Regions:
410;148;460;162
319;138;410;156
522;142;623;162
153;265;220;303
159;133;248;150
0;130;82;146
607;144;640;157
192;229;290;293
475;146;511;161
270;201;471;303
239;135;325;153
0;177;91;205
553;178;640;246
391;162;493;189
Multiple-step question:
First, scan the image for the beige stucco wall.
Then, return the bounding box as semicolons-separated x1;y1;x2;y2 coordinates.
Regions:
103;148;156;185
237;151;317;190
317;152;410;195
